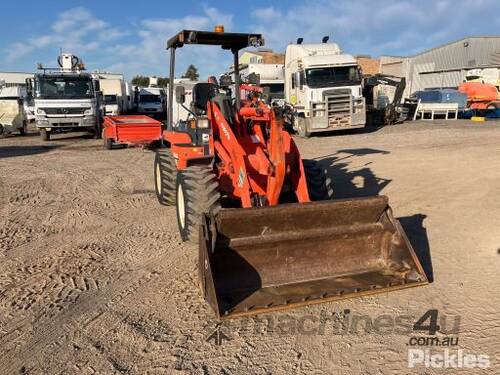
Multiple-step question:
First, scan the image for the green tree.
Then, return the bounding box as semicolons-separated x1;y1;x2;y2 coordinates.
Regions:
181;65;199;81
131;75;149;87
157;77;170;87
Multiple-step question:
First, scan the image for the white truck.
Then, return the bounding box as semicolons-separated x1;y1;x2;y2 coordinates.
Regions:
284;40;366;136
98;78;126;116
28;53;102;141
137;86;167;119
0;84;27;137
465;68;500;89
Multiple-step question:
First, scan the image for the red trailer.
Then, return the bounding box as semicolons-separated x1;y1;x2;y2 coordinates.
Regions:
102;115;162;149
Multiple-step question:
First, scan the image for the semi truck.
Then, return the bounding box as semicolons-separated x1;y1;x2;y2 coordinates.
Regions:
284;38;366;136
27;53;102;141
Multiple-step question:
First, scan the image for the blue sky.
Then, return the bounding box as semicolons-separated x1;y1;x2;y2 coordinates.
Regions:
1;0;499;79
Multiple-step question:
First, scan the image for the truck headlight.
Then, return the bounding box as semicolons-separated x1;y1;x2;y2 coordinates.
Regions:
84;108;93;115
197;117;210;129
37;109;46;115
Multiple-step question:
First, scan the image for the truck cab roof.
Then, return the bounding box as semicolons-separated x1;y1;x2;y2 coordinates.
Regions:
285;43;358;69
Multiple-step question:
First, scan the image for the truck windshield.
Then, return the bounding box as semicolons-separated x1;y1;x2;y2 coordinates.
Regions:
104;95;118;104
305;66;361;88
36;75;94;99
140;94;161;103
262;83;285;98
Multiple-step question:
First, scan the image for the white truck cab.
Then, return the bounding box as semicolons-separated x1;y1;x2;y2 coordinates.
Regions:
285;41;366;136
29;53;102;141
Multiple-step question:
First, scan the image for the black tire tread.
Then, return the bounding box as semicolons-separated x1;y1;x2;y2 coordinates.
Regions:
177;166;221;243
302;159;333;200
155;149;177;205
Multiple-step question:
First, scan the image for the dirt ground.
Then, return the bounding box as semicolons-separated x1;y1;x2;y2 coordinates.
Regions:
1;120;499;374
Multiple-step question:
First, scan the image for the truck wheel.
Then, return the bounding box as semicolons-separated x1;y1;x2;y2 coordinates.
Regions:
296;117;311;138
104;137;113;150
19;121;27;136
40;129;50;141
303;159;333;200
154;149;177;206
175;166;221;243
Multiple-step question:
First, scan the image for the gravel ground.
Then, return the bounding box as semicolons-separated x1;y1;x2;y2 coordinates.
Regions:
0;120;499;374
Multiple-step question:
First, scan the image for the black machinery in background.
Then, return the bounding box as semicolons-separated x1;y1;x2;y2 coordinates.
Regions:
363;74;411;126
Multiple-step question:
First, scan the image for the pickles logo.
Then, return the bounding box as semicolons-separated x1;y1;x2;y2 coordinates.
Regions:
408;349;490;369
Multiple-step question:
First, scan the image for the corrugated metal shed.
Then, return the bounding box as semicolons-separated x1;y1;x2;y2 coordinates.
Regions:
380;36;500;96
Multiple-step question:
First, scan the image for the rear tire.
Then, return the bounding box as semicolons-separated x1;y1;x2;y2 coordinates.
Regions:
176;166;221;243
40;128;50;141
303;159;333;200
154;149;177;206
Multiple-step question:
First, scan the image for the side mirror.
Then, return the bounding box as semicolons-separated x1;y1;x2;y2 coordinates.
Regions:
247;73;260;85
17;98;24;106
94;80;100;92
294;72;301;89
298;71;305;89
175;86;186;104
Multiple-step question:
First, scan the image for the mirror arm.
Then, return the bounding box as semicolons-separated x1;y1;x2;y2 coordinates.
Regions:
181;103;196;117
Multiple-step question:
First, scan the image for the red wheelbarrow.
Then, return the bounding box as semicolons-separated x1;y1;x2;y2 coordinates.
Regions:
102;115;162;149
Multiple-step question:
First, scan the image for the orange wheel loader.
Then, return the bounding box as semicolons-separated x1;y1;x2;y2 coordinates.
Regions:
154;29;428;319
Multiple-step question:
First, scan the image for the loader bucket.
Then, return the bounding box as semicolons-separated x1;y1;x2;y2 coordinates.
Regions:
199;196;428;319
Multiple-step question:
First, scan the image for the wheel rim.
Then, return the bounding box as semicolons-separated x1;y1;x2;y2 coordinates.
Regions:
177;183;186;229
155;162;162;194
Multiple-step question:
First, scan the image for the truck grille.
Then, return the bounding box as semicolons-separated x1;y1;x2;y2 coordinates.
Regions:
324;89;352;127
42;107;88;115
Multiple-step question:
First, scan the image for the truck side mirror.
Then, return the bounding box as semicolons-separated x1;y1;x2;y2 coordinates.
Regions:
17;98;24;106
175;86;186;104
295;72;302;89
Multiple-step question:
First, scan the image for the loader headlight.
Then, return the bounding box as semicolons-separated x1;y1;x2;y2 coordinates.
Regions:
197;117;209;129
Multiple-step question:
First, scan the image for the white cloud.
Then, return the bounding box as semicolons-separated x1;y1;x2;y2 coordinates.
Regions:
4;6;127;64
105;5;236;78
3;2;498;79
249;0;500;57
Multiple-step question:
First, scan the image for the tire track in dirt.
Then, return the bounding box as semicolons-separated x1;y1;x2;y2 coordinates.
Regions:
0;246;177;374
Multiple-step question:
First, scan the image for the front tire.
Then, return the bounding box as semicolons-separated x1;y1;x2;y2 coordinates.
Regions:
303;159;333;200
154;149;177;206
176;166;221;243
40;128;50;141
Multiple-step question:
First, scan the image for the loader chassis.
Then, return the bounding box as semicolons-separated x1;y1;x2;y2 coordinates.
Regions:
154;29;428;318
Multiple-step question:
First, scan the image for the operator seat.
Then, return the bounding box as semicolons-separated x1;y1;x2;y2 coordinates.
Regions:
212;93;236;126
191;82;235;126
191;83;218;115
